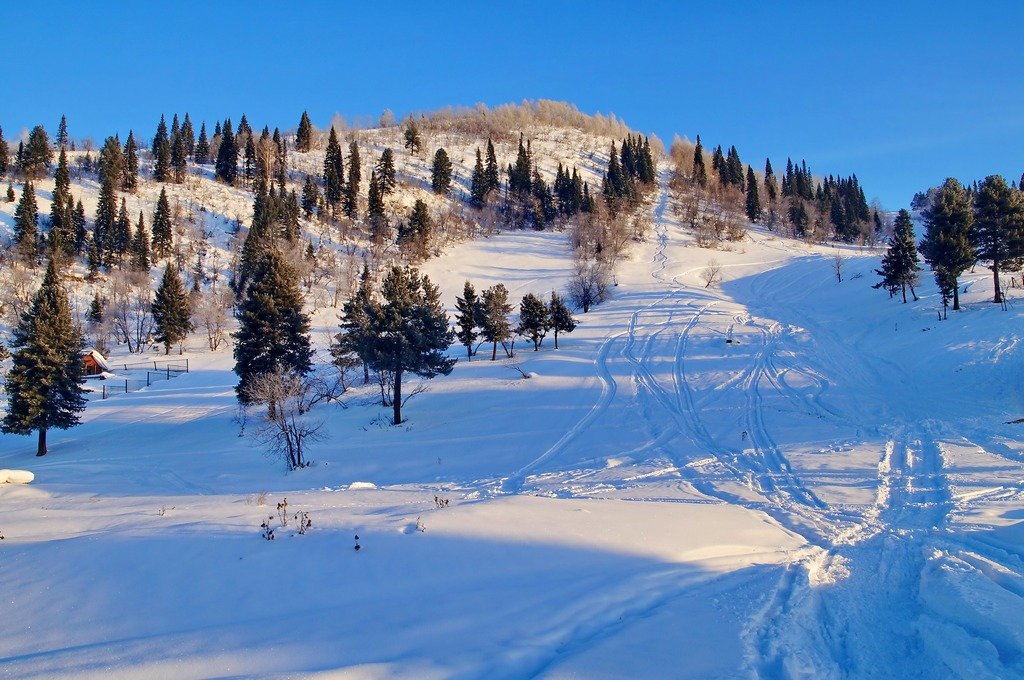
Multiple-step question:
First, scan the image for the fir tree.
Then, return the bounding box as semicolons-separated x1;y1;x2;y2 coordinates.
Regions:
874;209;921;303
920;178;975;311
215;118;238;184
398;199;432;257
764;158;777;203
366;169;385;224
122;131;139;192
194;123;209;163
376;148;396;195
301;175;319;218
56;114;69;150
21;125;52;179
233;249;313;404
344;141;361;218
93;175;118;261
480;283;513;360
131;211;150;272
517;293;549;351
6;184;15;202
73;199;86;253
152;264;193;354
14;180;39;261
454;280;480;359
970;174;1024;303
469;148;487;208
359;266;454;424
0;126;9;177
181;113;195;157
485;138;500;194
171;125;187;183
335;264;375;386
548;291;576;349
152;115;171;182
745;165;762;222
50;149;71;247
88;292;103;325
692;135;707;186
431;147;453;195
111;198;131;260
323;127;344;211
296;110;314;152
2;258;87;456
404;115;422;154
151;187;173;258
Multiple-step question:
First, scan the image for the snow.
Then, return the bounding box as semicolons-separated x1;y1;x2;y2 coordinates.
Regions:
3;157;1024;677
0;468;34;483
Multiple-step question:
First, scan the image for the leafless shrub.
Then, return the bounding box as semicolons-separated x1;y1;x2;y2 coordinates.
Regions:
568;258;611;313
194;287;233;351
107;270;154;353
702;259;722;288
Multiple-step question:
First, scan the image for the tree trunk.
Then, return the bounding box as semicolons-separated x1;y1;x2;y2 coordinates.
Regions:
993;259;1002;303
491;341;497;361
392;366;403;425
165;343;170;355
901;284;907;304
953;278;961;311
36;426;47;456
363;362;370;385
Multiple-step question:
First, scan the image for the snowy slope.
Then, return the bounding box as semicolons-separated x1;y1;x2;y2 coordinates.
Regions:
3;166;1024;678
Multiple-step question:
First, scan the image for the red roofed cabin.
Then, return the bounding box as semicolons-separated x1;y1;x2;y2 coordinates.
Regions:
82;349;111;376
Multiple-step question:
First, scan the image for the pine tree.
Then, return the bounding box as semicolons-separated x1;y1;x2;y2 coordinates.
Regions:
21;125;52;179
233;249;313;404
469;148;487;208
181;113;195;158
93;175;118;261
366;169;385;224
548;291;576;349
920;178;975;311
480;283;513;360
152;115;171;182
344;141;361;218
764;158;777;203
300;175;319;218
111;198;131;260
296;110;314;152
14;180;39;261
745;165;762;222
692;135;707;186
131;211;150;272
50;149;71;247
151;187;173;258
517;292;549;350
2;258;87;456
335;264;375;386
215;118;238;184
971;174;1024;303
171;125;187;183
485;138;500;194
368;148;392;197
122;131;139;192
152;264;193;354
398;199;432;257
454;280;480;359
323;127;344;211
431;147;453;195
73;199;86;253
194;123;209;163
874;209;921;303
359;266;454;424
404;115;422;154
56;114;69;150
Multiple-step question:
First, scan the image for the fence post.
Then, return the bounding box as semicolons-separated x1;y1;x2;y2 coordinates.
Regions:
167;366;170;379
147;372;151;387
102;385;106;399
125;380;129;394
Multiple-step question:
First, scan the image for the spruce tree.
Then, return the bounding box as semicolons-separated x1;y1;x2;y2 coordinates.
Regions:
971;174;1024;303
548;291;576;349
344;141;361;218
323;127;344;211
152;264;193;354
745;165;762;221
151;187;173;258
335;264;375;386
485;138;500;194
920;177;975;311
73;199;86;253
470;148;487;208
132;211;150;272
215;118;238;184
56;115;69;150
366;169;385;225
376;147;397;195
21;125;52;179
7;183;15;202
181;113;195;157
404;115;422;154
2;258;87;456
194;123;209;164
0;126;9;177
14;180;39;261
111;198;131;260
171;125;187;183
50;149;71;248
517;292;549;351
692;135;707;186
480;283;513;360
431;147;453;195
233;249;313;404
358;266;454;424
296;110;314;152
153;115;171;182
122;131;139;192
764;158;777;204
398;199;432;257
874;209;921;303
454;280;480;359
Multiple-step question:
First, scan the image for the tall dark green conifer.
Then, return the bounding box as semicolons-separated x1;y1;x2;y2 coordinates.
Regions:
404;116;422;154
153;115;171;182
920;178;975;311
874;209;921;303
2;258;86;456
181;113;195;157
970;174;1024;303
14;180;39;261
132;211;150;272
296;111;314;152
215;118;238;184
548;291;576;349
151;187;173;258
194;123;209;164
692;135;707;186
431;147;453;195
745;165;761;222
469;148;487;208
152;264;193;354
344;141;361;217
122;131;139;192
454;280;480;359
485;138;500;194
323;127;344;211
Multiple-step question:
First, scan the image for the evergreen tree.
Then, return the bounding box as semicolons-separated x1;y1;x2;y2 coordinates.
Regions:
152;115;171;182
764;158;777;203
692;135;707;186
73;199;87;253
398;199;432;257
745;165;762;222
233;249;313;404
131;211;150;272
88;292;103;325
323;127;344;211
243;136;257;186
215;118;238;184
7;183;15;202
480;283;513;360
171;124;187;183
151;187;173;258
366;169;385;224
454;280;480;359
2;258;87;456
376;147;396;195
548;291;576;349
93;175;118;260
152;264;193;354
301;174;319;218
874;209;921;303
20;125;52;179
517;292;549;351
14;180;39;261
431;147;453;195
509;134;532;197
0;126;9;177
296;110;314;152
181;113;195;158
469;148;487;208
50;149;72;247
359;266;454;424
111;198;131;260
344;140;361;218
335;264;375;386
122;131;139;192
194;122;209;163
919;178;975;311
56;114;69;150
971;174;1024;303
485;138;500;194
404;115;422;154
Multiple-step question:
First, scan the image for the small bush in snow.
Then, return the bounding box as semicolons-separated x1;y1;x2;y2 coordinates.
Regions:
277;498;289;526
434;495;450;509
260;517;275;541
294;511;312;535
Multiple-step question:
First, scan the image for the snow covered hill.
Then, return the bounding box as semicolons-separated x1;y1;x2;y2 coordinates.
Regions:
3;116;1024;677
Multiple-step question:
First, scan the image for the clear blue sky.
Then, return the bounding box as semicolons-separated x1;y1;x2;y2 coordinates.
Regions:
4;1;1022;208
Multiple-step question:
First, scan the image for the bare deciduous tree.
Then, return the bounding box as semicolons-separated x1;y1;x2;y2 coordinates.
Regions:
194;287;232;351
568;259;610;313
702;259;722;288
107;270;154;353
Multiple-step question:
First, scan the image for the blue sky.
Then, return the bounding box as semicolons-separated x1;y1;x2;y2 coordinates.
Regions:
4;1;1022;208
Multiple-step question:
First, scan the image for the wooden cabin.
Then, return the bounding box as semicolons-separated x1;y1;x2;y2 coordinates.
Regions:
82;349;111;376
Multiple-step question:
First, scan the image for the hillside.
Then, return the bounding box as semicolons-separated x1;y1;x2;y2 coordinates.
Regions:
2;105;1024;677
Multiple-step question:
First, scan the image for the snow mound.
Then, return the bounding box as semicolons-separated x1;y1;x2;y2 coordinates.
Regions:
347;481;378;490
0;469;35;484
